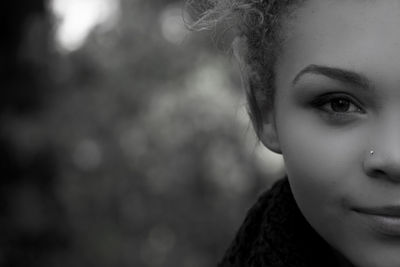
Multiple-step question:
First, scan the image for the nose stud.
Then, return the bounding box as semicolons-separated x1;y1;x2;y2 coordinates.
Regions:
370;150;374;155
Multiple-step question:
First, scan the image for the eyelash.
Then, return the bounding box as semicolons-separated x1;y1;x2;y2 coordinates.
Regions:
310;93;365;120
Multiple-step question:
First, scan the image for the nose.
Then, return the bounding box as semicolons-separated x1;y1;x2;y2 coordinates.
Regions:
363;120;400;183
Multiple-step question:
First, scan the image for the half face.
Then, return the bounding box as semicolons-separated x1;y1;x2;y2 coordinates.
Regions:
264;0;400;266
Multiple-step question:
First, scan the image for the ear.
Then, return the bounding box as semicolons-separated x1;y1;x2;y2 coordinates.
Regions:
232;36;282;155
259;111;282;154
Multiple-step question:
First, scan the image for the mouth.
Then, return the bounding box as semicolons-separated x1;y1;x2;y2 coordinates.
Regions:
354;206;400;217
353;206;400;237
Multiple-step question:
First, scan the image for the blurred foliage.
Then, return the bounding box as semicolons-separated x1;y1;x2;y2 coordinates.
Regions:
1;0;284;267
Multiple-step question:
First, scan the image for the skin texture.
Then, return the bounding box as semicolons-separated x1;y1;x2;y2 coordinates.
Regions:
259;0;400;266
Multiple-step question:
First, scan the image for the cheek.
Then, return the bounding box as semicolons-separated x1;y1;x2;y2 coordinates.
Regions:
276;105;364;183
278;114;344;209
273;102;367;234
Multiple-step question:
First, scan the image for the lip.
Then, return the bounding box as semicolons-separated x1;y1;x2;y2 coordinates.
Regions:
354;206;400;217
353;206;400;237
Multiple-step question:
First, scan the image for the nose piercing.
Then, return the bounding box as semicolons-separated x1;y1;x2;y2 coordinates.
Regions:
370;150;374;155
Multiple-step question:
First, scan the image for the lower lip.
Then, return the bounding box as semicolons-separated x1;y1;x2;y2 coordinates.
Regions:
355;211;400;237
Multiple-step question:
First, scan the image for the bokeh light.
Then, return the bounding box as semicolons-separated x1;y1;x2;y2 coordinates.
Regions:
160;5;190;45
51;0;120;52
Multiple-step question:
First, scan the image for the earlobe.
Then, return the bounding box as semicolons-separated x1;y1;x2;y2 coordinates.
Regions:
259;113;282;154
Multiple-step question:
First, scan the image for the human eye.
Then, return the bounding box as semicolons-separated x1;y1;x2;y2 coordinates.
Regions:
310;93;365;122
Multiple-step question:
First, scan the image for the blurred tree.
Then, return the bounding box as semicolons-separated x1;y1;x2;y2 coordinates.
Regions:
1;1;46;113
0;1;70;266
42;0;281;266
0;0;283;266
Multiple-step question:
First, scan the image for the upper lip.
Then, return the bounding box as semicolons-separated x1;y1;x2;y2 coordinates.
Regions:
353;206;400;217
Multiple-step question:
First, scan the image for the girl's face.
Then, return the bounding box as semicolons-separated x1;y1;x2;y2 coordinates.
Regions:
263;0;400;266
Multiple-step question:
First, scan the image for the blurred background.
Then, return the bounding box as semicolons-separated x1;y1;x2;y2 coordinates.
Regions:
0;0;284;266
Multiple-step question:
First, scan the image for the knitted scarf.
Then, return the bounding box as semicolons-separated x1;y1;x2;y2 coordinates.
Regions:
218;177;340;267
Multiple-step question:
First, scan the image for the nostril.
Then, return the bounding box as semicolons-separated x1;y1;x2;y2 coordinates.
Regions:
363;149;400;182
369;169;386;178
368;169;400;183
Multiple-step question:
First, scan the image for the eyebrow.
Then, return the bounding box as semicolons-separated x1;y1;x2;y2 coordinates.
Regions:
292;64;372;90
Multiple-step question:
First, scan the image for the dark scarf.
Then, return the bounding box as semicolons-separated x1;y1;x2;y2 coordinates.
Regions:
218;177;340;267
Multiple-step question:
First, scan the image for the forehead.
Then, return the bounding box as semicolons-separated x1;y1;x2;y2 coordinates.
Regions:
276;0;400;84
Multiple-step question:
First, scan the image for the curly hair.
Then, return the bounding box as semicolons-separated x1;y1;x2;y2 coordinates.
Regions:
186;0;305;137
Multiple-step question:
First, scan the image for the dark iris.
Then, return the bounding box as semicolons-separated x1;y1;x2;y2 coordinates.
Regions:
331;99;350;112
